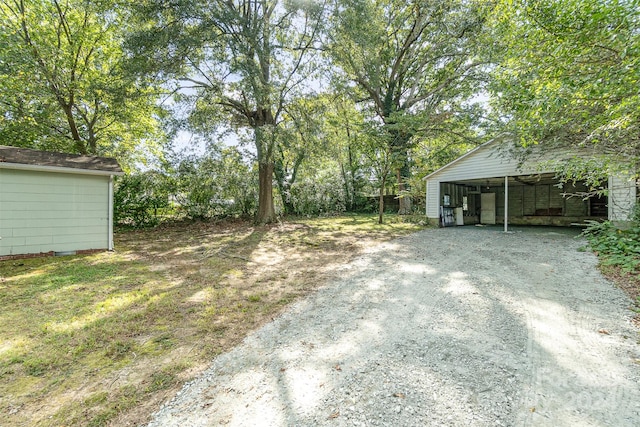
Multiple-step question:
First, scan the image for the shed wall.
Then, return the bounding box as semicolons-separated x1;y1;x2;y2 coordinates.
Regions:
0;169;109;256
426;180;440;218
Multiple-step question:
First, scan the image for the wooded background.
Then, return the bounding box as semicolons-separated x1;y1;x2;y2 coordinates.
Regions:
1;0;638;225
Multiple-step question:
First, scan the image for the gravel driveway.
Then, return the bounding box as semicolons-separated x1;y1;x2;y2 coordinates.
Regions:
147;227;640;426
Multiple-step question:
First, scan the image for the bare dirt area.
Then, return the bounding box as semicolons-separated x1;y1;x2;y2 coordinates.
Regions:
147;226;640;427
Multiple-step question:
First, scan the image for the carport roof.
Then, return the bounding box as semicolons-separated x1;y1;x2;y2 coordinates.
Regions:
423;139;498;181
422;138;574;184
0;145;123;176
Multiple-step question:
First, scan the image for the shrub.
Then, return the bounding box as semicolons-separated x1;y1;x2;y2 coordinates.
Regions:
289;170;347;215
114;172;172;228
172;149;258;220
582;205;640;272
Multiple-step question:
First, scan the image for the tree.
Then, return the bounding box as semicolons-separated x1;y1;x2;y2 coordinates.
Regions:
328;0;490;214
274;95;329;214
0;0;165;167
170;147;258;219
360;122;397;224
489;0;640;185
128;0;326;223
324;94;370;211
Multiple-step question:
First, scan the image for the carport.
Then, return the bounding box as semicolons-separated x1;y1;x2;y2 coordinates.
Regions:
424;139;637;230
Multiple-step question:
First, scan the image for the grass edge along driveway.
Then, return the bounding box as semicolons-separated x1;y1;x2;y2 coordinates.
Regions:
0;214;426;427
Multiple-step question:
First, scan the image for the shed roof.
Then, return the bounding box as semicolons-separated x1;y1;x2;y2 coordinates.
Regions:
0;145;123;175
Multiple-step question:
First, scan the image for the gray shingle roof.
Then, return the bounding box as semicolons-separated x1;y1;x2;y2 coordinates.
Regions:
0;145;123;173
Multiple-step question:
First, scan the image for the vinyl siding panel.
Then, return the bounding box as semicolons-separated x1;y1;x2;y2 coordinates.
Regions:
426;180;440;218
608;175;636;221
426;143;567;183
0;169;109;256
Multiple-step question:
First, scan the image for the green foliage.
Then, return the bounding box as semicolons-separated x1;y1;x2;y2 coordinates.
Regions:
172;148;258;220
114;172;172;228
328;0;491;209
582;206;640;272
0;0;167;168
322;95;372;211
489;0;640;181
127;0;327;223
288;168;348;215
114;146;258;226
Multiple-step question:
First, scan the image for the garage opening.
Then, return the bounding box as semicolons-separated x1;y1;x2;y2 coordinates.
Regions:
439;174;608;227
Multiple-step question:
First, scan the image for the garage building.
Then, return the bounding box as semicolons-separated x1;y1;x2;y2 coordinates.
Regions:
424;139;637;229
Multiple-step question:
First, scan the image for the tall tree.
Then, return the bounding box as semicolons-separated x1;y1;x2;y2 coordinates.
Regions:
0;0;165;166
128;0;326;223
360;121;397;224
328;0;490;213
489;0;640;184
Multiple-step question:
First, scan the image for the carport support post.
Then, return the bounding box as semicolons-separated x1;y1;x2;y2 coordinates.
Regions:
504;176;509;233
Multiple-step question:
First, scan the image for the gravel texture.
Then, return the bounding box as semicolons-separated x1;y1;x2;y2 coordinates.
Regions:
147;226;640;426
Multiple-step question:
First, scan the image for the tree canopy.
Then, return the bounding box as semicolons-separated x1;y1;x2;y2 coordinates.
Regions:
0;0;166;169
1;0;637;221
328;0;491;212
489;0;640;183
127;0;326;222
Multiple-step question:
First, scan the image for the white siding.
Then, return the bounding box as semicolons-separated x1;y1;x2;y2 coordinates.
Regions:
426;180;440;219
0;169;109;256
426;141;573;184
608;175;637;222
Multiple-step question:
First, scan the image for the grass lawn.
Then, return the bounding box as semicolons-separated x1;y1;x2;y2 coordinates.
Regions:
0;214;426;427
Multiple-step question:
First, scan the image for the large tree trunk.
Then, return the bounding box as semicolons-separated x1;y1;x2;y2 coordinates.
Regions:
378;176;386;224
255;124;277;224
61;103;87;154
257;161;276;223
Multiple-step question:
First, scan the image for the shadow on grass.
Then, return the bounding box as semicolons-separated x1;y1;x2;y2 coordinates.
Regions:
0;229;267;426
0;214;425;426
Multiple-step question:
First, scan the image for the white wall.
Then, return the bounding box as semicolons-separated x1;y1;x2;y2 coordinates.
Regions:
426;180;440;219
608;175;637;222
0;169;109;256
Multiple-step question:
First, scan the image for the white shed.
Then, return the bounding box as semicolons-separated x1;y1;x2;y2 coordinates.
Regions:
424;139;637;229
0;146;124;259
